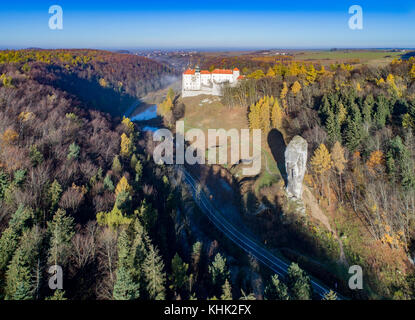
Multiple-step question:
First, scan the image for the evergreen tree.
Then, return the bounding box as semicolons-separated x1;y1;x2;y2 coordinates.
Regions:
208;253;229;292
362;94;374;126
286;263;312;300
112;155;122;174
5;227;43;300
220;279;232;300
264;274;290;300
103;174;115;191
67;142;80;160
374;94;390;128
169;253;189;293
46;290;67;300
47;209;75;267
143;243;166;300
113;229;141;300
323;290;337;300
48;180;62;213
325;110;341;143
0;205;32;272
113;266;140;300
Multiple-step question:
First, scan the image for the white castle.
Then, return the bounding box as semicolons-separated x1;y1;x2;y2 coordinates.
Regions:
182;66;243;97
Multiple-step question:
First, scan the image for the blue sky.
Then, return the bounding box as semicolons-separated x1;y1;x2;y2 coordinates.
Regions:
1;0;414;49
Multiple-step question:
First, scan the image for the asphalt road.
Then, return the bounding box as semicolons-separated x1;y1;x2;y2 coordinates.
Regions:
176;165;343;300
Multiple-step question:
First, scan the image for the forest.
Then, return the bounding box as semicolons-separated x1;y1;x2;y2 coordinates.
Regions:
221;56;415;298
0;49;325;301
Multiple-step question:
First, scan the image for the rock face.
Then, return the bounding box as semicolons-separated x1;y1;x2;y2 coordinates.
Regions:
285;136;308;199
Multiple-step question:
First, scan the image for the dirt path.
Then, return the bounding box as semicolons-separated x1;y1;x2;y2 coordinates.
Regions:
302;186;348;266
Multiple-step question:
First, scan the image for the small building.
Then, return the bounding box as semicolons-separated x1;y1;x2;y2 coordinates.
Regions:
182;66;243;97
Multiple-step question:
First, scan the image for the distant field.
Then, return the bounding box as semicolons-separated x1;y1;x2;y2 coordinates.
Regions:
294;50;405;66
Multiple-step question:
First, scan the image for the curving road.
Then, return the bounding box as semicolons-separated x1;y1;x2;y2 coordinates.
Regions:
175;165;343;300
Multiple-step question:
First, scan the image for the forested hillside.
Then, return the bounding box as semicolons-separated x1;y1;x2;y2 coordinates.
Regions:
223;56;415;298
0;50;179;115
0;49;323;301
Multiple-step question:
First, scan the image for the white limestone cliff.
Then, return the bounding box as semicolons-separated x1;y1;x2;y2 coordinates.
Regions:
285;135;308;199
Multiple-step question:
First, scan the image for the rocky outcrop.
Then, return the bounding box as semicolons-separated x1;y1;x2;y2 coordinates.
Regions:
285;136;308;199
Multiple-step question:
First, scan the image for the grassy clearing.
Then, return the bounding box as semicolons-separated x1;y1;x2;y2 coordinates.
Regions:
294;50;403;65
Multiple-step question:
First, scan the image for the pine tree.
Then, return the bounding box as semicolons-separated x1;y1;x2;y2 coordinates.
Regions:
67;142;80;160
323;290;337;300
113;266;140;300
264;274;290;300
325;110;341;143
5;227;43;300
47;209;75;267
208;253;229;291
48;180;62;213
113;229;140;300
220;279;232;300
46;289;67;300
239;289;256;300
374;94;390;128
103;174;115;191
112;155;122;174
143;243;166;300
135;160;143;183
130;154;138;171
191;241;202;273
169;253;189;293
362;94;374;126
286;263;312;300
0;205;32;272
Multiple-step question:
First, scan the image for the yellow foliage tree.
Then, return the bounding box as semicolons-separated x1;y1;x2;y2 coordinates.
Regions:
260;96;271;134
366;150;385;174
97;206;131;229
115;176;132;197
410;64;415;80
98;78;108;88
331;142;347;176
291;81;302;95
280;82;288;110
158;96;173;116
248;102;261;130
266;67;276;77
311;144;332;175
1;128;18;146
120;133;132;157
306;65;317;85
122;116;135;133
18;111;35;122
271;99;283;129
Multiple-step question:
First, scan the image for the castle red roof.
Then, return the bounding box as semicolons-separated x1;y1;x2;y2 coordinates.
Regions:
211;69;233;74
183;68;239;75
183;69;195;75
